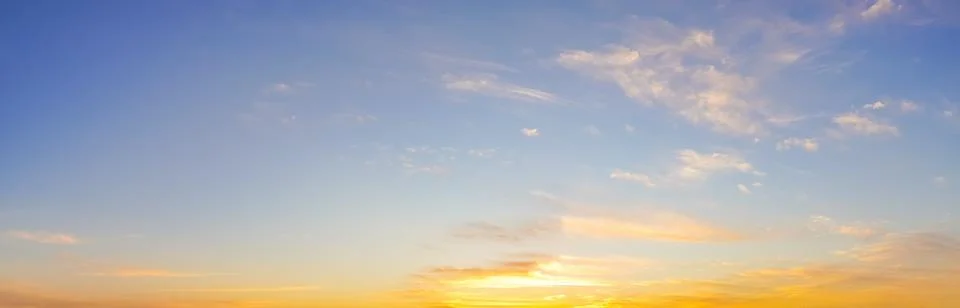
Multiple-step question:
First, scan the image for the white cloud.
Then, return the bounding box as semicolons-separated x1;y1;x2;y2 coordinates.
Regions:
672;149;758;181
737;184;751;195
624;124;635;133
422;52;518;73
945;110;955;118
808;215;881;239
934;176;947;186
5;231;79;245
521;128;540;137
443;74;556;103
610;170;656;187
900;100;920;112
556;20;766;136
861;0;901;20
832;113;899;136
776;137;819;152
862;101;886;110
615;149;760;187
584;125;601;136
263;82;313;94
467;148;497;158
752;182;763;187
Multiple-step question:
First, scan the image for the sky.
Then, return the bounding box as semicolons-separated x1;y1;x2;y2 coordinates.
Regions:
3;0;960;307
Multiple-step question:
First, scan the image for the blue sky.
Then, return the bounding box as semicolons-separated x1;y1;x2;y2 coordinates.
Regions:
3;0;960;307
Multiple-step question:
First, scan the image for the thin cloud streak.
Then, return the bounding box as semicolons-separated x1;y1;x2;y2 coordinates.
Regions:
5;230;79;245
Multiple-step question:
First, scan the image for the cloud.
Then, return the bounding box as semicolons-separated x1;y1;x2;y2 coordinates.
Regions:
422;52;519;73
862;100;885;110
0;287;280;308
560;211;742;243
610;169;656;187
331;113;377;124
5;230;79;245
808;215;882;239
737;184;751;194
752;182;763;187
451;221;557;243
614;149;760;188
831;112;899;136
861;0;901;20
521;128;540;137
82;269;232;278
237;101;297;127
934;176;947;186
265;83;292;93
160;285;322;293
467;148;497;158
838;232;960;263
624;124;635;133
409;253;635;302
672;149;759;181
530;192;743;243
401;162;448;175
584;125;601;136
442;74;556;103
262;82;312;95
900;100;920;112
776;137;819;152
557;23;766;136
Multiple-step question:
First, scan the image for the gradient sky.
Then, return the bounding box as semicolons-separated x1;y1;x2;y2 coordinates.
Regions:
3;0;960;307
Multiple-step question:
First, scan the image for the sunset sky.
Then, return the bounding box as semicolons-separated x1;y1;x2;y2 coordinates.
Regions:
3;0;960;307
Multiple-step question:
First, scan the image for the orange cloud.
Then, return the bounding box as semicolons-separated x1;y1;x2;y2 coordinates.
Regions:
5;230;79;244
528;192;743;242
83;269;233;278
160;285;322;293
560;212;742;242
450;221;557;242
399;233;960;307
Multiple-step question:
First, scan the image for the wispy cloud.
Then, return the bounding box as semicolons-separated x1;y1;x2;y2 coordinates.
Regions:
330;113;377;124
82;269;233;278
624;124;636;133
831;112;899;136
584;125;601;136
451;221;556;243
672;149;759;181
557;23;766;136
560;211;742;243
610;169;656;187
530;192;743;243
838;232;960;263
612;149;760;187
161;285;322;293
737;184;752;195
5;231;79;245
422;52;518;73
776;137;819;152
263;81;313;95
443;74;556;103
900;100;920;112
861;0;902;20
808;215;883;239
